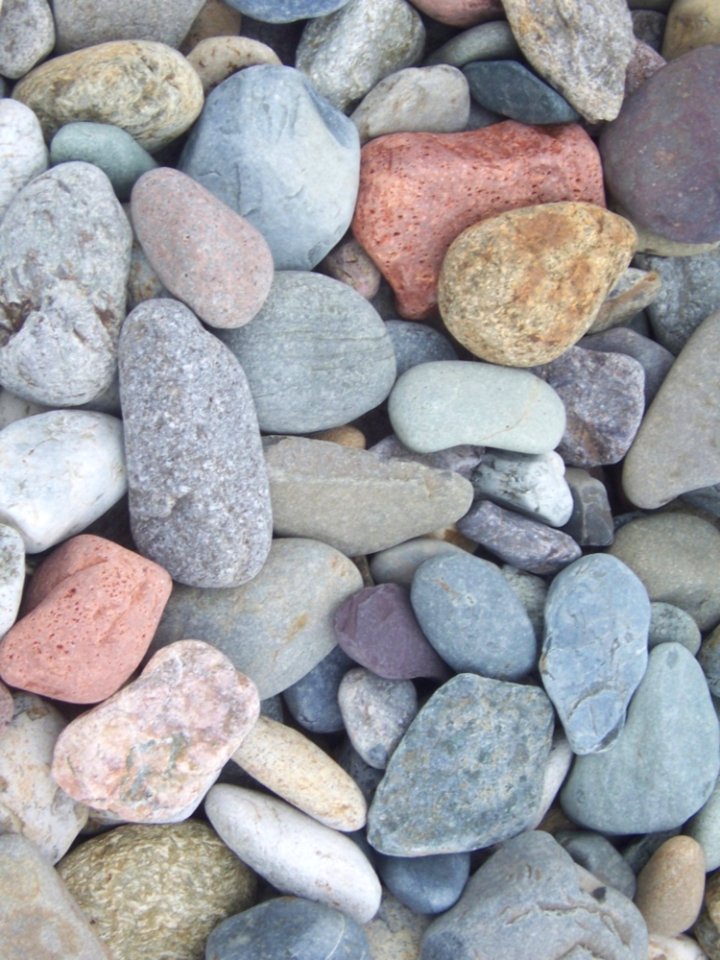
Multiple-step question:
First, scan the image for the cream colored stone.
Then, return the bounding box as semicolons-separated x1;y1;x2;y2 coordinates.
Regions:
648;933;709;959
635;835;705;937
663;0;720;60
187;35;280;93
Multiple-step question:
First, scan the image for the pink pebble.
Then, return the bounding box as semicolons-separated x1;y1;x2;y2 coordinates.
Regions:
411;0;504;28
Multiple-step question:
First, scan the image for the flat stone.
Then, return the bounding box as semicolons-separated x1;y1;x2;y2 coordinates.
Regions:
425;19;518;67
152;538;363;699
367;673;554;856
561;642;720;834
364;891;431;960
283;645;355;734
352;122;604;320
649;602;702;654
563;467;615;547
369;537;467;587
540;553;650;755
119;298;272;589
52;0;205;51
186;35;281;93
635;835;705;937
368;435;483;480
338;668;418;769
205;784;382;923
180;64;359;270
51;640;260;823
384;320;457;378
0;523;24;639
317;237;381;300
0;0;55;79
225;0;351;21
590;267;663;334
464;59;580;124
264;435;473;557
376;851;470;915
0;99;47;220
582;327;674;405
131;168;273;329
50;122;156;201
662;0;720;60
555;830;637;899
471;450;573;527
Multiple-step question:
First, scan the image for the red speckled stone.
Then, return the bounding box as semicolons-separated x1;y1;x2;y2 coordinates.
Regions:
409;0;503;27
352;121;605;320
0;534;172;704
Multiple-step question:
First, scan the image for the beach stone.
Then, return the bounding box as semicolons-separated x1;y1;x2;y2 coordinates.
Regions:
687;775;720;872
0;0;55;79
0;162;132;406
226;0;350;20
186;35;281;93
296;0;425;112
458;499;582;576
364;891;431;960
206;896;370;960
367;672;554;856
411;0;502;26
352;122;604;320
699;627;720;698
600;46;720;245
376;851;470;915
410;552;537;681
317;237;381;300
264;436;473;557
425;19;518;67
368;435;483;480
131;168;273;330
561;642;720;834
384;320;457;378
180;0;242;51
624;831;682;876
563;468;615;547
0;410;126;553
663;0;720;59
50;122;156;201
556;830;637;899
501;564;548;639
53;0;205;51
0;834;112;960
470;450;573;527
0;523;24;639
334;583;449;682
180;65;358;270
153;538;362;700
51;640;260;823
582;327;674;405
0;100;48;220
502;0;635;122
635;836;705;937
338;668;418;769
231;715;367;831
648;934;708;960
590;266;663;333
421;831;648;960
608;512;720;630
649;603;702;654
206;785;382;924
351;65;470;143
369;537;466;587
528;732;575;830
283;645;355;735
119;298;272;589
57;820;256;960
217;271;394;432
541;553;651;755
464;59;580;124
13;41;204;152
0;534;171;704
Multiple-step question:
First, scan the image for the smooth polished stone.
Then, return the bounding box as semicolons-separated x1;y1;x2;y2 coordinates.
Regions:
0;0;55;80
52;0;206;51
51;122;157;201
338;668;418;769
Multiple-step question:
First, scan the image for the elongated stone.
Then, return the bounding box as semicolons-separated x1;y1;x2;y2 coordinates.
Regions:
52;0;206;51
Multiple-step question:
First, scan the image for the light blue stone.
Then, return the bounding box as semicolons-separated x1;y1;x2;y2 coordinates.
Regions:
463;60;581;125
224;0;351;22
50;123;156;201
555;830;637;899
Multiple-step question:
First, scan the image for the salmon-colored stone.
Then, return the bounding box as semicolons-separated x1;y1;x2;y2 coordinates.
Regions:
410;0;503;28
351;121;605;320
0;534;172;704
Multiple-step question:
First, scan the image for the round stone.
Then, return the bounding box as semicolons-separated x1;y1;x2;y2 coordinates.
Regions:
185;35;281;94
369;537;467;587
649;603;702;655
634;835;705;937
463;59;580;124
376;851;470;915
338;668;418;769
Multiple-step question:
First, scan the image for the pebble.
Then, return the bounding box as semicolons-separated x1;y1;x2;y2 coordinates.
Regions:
334;583;449;682
52;0;205;51
421;831;648;960
0;162;132;406
352;122;604;320
205;784;382;924
471;450;573;527
317;237;381;300
648;934;709;960
217;271;394;432
367;672;554;856
180;64;359;270
582;326;674;405
131;168;274;330
206;896;371;960
650;603;702;655
413;0;502;26
51;640;260;823
376;851;470;915
410;552;537;681
283;645;355;734
119;298;272;589
368;435;483;479
634;835;705;937
0;410;126;553
561;643;720;834
687;775;720;872
502;564;548;639
0;833;112;960
695;872;720;958
0;523;24;638
590;266;663;334
311;424;367;448
698;628;720;698
0;99;47;219
295;0;425;112
555;830;638;899
264;435;473;557
464;59;580;124
425;19;518;67
563;467;615;547
541;554;650;755
338;668;418;769
364;891;431;960
369;537;467;587
50;122;157;201
662;0;720;60
226;0;351;21
180;0;242;51
384;320;457;378
0;0;55;79
152;538;362;699
186;35;281;93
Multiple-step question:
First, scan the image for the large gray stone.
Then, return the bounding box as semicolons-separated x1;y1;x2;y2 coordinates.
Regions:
52;0;205;51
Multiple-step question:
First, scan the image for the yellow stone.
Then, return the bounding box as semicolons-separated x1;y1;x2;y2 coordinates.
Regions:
310;424;367;449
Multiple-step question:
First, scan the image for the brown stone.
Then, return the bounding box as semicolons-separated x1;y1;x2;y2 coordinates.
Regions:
662;0;720;60
635;835;705;937
310;424;367;448
186;35;280;94
406;0;502;27
351;122;605;320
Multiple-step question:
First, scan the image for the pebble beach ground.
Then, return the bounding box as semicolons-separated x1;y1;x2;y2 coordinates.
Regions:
0;0;720;958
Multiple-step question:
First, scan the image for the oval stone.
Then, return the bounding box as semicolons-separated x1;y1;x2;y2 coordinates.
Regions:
50;122;157;201
463;60;580;124
52;0;206;51
0;0;56;80
186;35;281;94
634;835;705;937
0;99;48;219
338;669;418;769
376;852;470;916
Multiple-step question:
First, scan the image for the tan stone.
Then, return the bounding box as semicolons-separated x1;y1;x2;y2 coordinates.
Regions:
438;202;637;367
589;266;662;332
310;424;367;448
12;40;204;151
180;0;241;53
648;933;710;959
186;35;280;94
364;891;431;960
663;0;720;60
635;836;705;936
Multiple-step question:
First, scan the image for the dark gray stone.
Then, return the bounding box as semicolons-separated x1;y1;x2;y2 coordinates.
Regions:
335;740;385;804
376;851;470;915
463;60;580;124
366;673;554;856
648;602;701;655
563;467;615;547
410;552;537;681
368;435;483;480
581;326;674;404
700;625;720;698
555;830;637;899
385;319;457;377
283;644;355;734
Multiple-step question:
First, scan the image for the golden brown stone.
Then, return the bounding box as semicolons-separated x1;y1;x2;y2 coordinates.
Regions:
310;425;367;449
635;836;705;937
186;35;280;94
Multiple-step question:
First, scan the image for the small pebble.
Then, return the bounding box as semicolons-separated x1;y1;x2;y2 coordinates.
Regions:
376;850;470;915
368;435;483;479
186;35;281;93
582;326;674;405
648;933;709;960
464;59;580;124
384;320;457;378
589;266;663;333
338;668;418;770
317;236;381;300
686;775;720;872
649;603;702;655
563;467;615;547
363;891;430;960
0;0;55;79
335;740;385;805
180;0;242;51
425;19;518;67
52;0;206;51
50;122;157;201
369;537;466;587
226;0;351;21
283;645;355;735
634;835;705;937
556;829;638;899
501;564;548;639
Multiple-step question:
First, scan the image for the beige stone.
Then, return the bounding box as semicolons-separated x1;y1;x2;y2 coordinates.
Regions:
663;0;720;60
364;891;431;960
635;836;705;936
590;266;662;332
648;933;709;959
310;424;367;448
438;202;637;367
180;0;241;53
186;35;280;94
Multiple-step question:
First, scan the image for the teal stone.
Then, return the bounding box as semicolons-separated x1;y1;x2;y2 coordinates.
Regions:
50;123;157;201
463;60;581;125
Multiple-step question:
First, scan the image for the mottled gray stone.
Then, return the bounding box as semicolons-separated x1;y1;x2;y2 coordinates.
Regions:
50;122;157;201
180;65;360;270
217;271;395;434
368;435;483;480
376;851;470;915
501;565;547;639
582;326;674;404
52;0;206;52
410;552;537;681
367;673;554;856
563;467;615;547
464;59;580;124
283;644;355;734
0;0;55;79
335;740;385;804
649;602;701;655
699;625;720;698
686;774;720;871
151;538;363;699
0;162;131;406
369;537;467;587
338;668;418;769
421;832;647;960
425;20;519;67
561;643;720;834
556;830;637;899
541;554;650;755
0;100;48;221
471;449;573;527
384;319;457;378
119;298;272;588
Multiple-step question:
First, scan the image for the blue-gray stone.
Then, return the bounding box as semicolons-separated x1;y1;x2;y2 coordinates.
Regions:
224;0;351;21
335;740;385;804
555;830;637;900
581;326;674;405
376;851;470;915
366;673;554;856
217;271;395;434
686;773;720;871
682;482;720;516
425;20;519;68
561;642;720;835
420;832;648;960
563;468;615;547
540;554;650;755
384;320;457;378
463;60;581;124
179;64;359;270
410;552;537;681
50;122;156;201
699;625;720;698
622;829;679;875
648;601;701;655
205;896;370;960
283;644;355;734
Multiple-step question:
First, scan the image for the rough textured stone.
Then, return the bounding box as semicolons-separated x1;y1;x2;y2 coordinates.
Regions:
0;99;48;220
283;645;355;734
556;830;637;899
662;0;720;60
364;891;431;960
635;836;705;937
590;266;663;333
470;450;573;527
649;602;702;654
425;19;518;67
582;326;674;405
464;59;580;124
51;640;260;823
317;237;381;300
52;0;206;51
563;467;615;547
377;851;470;916
0;0;55;79
186;35;281;93
338;668;418;769
50;122;157;201
369;537;467;587
119;298;272;589
367;673;554;856
352;122;605;320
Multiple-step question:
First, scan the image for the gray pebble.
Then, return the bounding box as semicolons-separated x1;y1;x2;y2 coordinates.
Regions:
334;740;385;804
500;564;547;640
0;0;55;79
368;435;483;479
283;644;355;734
50;122;157;201
649;602;702;655
622;829;679;875
686;773;720;871
376;850;470;915
581;326;674;405
384;319;457;378
338;668;418;769
556;830;637;899
464;59;580;125
53;0;205;52
369;537;467;587
425;20;519;67
563;467;615;547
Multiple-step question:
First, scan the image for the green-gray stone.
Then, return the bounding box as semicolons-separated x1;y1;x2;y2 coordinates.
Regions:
463;60;581;125
50;122;156;200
